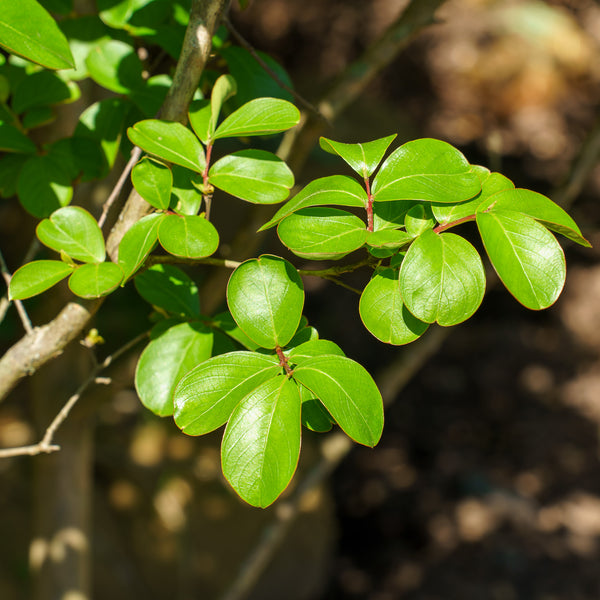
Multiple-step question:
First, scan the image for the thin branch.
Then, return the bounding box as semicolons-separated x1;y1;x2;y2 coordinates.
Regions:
0;248;33;334
220;326;450;600
0;331;148;459
223;15;327;122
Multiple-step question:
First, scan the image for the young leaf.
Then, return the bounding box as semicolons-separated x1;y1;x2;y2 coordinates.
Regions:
221;376;301;507
134;263;200;318
131;157;172;210
188;99;212;145
293;355;383;447
259;175;368;231
277;207;368;260
213;97;300;139
68;262;123;298
174;351;281;435
117;213;164;282
476;210;566;310
0;0;74;69
227;255;304;349
135;321;214;417
128;120;206;173
480;188;590;247
372;138;481;203
399;229;485;326
209;73;237;138
36;206;105;264
360;268;429;345
209;149;294;204
319;134;396;177
158;214;219;259
9;260;74;300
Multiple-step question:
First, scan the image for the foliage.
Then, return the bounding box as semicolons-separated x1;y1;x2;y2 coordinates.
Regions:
0;0;590;507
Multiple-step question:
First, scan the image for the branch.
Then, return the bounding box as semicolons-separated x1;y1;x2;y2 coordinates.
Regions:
0;331;148;458
0;248;32;334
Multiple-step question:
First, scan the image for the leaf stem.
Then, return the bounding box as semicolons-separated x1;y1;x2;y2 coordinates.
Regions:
275;345;293;376
203;143;214;220
365;176;374;232
432;214;476;234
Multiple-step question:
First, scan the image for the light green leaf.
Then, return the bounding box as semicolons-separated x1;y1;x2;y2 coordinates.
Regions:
0;0;74;69
359;268;428;345
85;39;144;94
188;99;211;145
285;322;319;349
17;154;72;218
12;71;78;114
209;149;294;204
476;210;566;310
373;200;417;231
480;188;590;247
134;263;200;318
9;260;73;300
288;339;345;364
117;213;164;281
0;121;36;153
214;97;300;140
135;321;214;417
131;157;172;210
366;229;414;249
277;207;368;260
293;354;383;447
36;206;105;263
128;119;206;173
260;175;368;231
211;311;261;351
319;134;396;177
300;390;333;433
227;255;304;349
97;0;136;28
158;214;219;258
399;229;485;326
432;169;514;225
174;351;281;435
404;204;435;237
208;73;237;139
68;262;123;298
221;376;301;507
372;138;481;203
171;165;203;215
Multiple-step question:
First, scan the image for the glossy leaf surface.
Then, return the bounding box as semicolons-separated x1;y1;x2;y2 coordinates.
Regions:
9;260;73;300
68;262;123;298
136;322;213;416
158;214;219;259
131;157;172;210
221;376;301;507
174;351;281;435
117;213;164;281
400;230;485;326
319;134;396;177
373;200;417;231
293;355;383;447
36;206;104;263
288;339;345;364
227;255;304;349
209;149;293;204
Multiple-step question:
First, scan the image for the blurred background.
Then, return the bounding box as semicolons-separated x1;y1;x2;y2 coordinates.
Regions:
1;0;600;598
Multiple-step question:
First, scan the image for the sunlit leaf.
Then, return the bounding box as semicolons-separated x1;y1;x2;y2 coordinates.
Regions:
68;262;123;298
118;213;164;281
158;214;219;258
9;260;74;300
319;134;396;177
131;157;172;210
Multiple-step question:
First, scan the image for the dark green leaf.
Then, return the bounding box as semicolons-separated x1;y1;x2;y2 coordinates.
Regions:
170;165;203;215
117;213;164;281
0;121;36;153
86;39;144;94
135;321;213;417
129;74;171;117
68;262;123;298
158;214;219;258
9;260;73;300
209;149;294;204
0;153;27;197
319;134;396;177
131;157;172;210
221;376;301;507
227;255;304;349
300;392;333;433
12;71;77;114
22;106;54;130
211;311;261;351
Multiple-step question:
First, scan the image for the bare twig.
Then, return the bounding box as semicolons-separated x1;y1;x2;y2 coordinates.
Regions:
0;331;148;458
223;15;327;122
0;248;33;334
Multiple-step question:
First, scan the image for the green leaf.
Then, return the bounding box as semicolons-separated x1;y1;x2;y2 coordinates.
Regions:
372;138;481;203
36;206;105;264
173;351;281;435
68;262;123;298
373;200;417;231
432;169;514;226
404;204;435;237
134;263;200;318
128;119;206;173
319;134;396;177
288;339;345;363
293;355;383;447
399;229;486;326
188;99;211;145
259;175;368;231
12;71;78;114
211;311;261;351
0;0;74;69
209;149;294;204
300;393;333;433
39;0;73;15
366;229;414;249
227;255;304;349
97;0;136;28
480;188;590;247
158;214;219;258
170;165;203;215
117;213;164;281
9;260;73;300
129;73;171;117
221;376;301;507
0;153;27;197
207;73;237;140
285;322;319;349
277;207;368;260
476;210;566;310
17;155;72;218
213;97;300;140
0;121;36;153
135;321;214;417
359;268;428;345
85;39;144;94
131;157;172;210
22;106;54;130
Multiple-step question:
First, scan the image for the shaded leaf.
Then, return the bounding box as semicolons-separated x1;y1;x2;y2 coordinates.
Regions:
12;71;78;114
373;200;417;231
211;311;261;351
86;39;144;94
0;121;36;153
131;157;172;210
